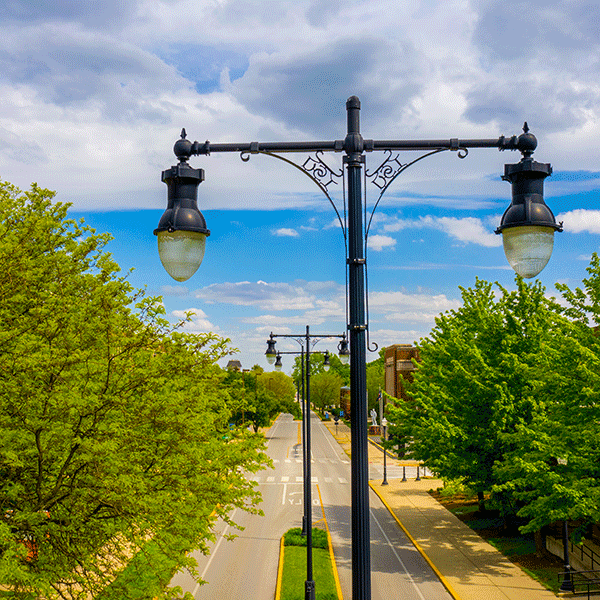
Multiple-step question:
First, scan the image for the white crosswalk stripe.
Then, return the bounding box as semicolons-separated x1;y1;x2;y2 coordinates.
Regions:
251;475;350;484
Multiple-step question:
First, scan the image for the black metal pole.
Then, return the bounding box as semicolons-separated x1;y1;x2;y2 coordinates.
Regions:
345;96;371;600
305;326;315;600
560;520;574;591
301;345;307;536
167;97;552;600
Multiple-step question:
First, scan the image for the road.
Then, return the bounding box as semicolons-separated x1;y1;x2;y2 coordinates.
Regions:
169;412;452;600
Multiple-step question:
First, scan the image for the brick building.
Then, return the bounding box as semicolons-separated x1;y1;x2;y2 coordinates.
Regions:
384;344;420;400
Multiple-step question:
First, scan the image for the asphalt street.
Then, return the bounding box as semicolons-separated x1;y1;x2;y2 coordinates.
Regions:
169;413;452;600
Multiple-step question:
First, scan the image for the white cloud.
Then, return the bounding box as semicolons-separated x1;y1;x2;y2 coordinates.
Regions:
369;290;461;317
368;234;396;251
0;0;598;213
193;280;316;310
272;228;300;237
383;215;501;247
557;209;600;234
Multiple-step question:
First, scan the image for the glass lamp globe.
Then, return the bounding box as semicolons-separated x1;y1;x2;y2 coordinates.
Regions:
157;230;207;282
338;339;350;365
501;226;555;279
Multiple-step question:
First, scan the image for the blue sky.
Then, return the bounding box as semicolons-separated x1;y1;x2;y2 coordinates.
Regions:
2;0;600;369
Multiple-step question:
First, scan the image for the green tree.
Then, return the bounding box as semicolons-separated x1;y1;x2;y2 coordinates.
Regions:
292;351;350;387
495;255;600;536
388;277;557;509
0;182;270;599
226;369;300;431
310;371;343;415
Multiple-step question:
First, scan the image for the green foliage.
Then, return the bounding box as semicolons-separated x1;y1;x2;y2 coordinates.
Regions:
310;372;343;415
387;277;559;499
496;254;600;534
0;182;270;598
292;352;350;388
387;262;600;537
283;527;328;550
224;368;300;431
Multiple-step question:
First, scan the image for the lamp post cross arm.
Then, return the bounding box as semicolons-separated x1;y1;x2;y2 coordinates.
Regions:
175;130;533;162
269;332;346;340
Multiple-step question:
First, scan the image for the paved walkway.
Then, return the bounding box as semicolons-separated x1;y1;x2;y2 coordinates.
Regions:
323;420;558;600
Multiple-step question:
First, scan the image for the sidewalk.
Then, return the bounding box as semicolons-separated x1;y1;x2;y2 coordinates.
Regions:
323;419;557;600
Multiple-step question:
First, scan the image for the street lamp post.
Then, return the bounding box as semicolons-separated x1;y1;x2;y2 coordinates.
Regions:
381;417;388;486
270;347;308;536
266;327;348;600
155;96;561;600
560;520;574;591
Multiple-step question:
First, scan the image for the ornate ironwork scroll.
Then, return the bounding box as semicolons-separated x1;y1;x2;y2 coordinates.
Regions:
238;149;346;238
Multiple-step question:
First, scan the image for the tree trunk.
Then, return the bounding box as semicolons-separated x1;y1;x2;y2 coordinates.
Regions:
478;490;485;513
534;528;547;558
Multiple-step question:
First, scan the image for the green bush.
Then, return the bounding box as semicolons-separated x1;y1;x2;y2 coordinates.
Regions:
284;528;328;550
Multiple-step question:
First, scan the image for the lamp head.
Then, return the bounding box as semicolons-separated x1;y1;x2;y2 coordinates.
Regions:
323;350;331;371
338;337;350;365
497;146;562;278
265;335;277;365
155;157;210;282
274;353;283;372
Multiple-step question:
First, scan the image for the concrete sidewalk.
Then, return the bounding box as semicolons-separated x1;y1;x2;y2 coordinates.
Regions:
323;420;557;600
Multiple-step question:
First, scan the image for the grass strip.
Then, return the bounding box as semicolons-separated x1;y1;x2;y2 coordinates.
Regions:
486;537;561;593
280;528;338;600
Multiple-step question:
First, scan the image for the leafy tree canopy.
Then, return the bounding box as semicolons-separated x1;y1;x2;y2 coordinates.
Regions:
0;182;270;599
387;277;559;499
496;255;600;534
310;371;343;415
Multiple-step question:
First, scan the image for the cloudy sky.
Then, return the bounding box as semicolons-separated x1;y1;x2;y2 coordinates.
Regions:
2;0;600;369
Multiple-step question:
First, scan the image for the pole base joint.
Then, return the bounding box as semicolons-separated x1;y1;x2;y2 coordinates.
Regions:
305;580;316;600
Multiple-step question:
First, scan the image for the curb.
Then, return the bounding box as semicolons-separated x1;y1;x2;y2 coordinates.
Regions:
274;525;342;600
369;481;463;600
317;484;344;600
275;536;284;600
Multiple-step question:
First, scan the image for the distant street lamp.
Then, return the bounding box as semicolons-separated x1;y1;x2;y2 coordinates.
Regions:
266;327;347;600
381;417;388;486
156;97;560;600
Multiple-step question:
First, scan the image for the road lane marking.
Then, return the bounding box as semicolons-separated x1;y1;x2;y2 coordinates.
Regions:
317;485;343;600
369;482;462;600
369;505;428;600
192;509;237;597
